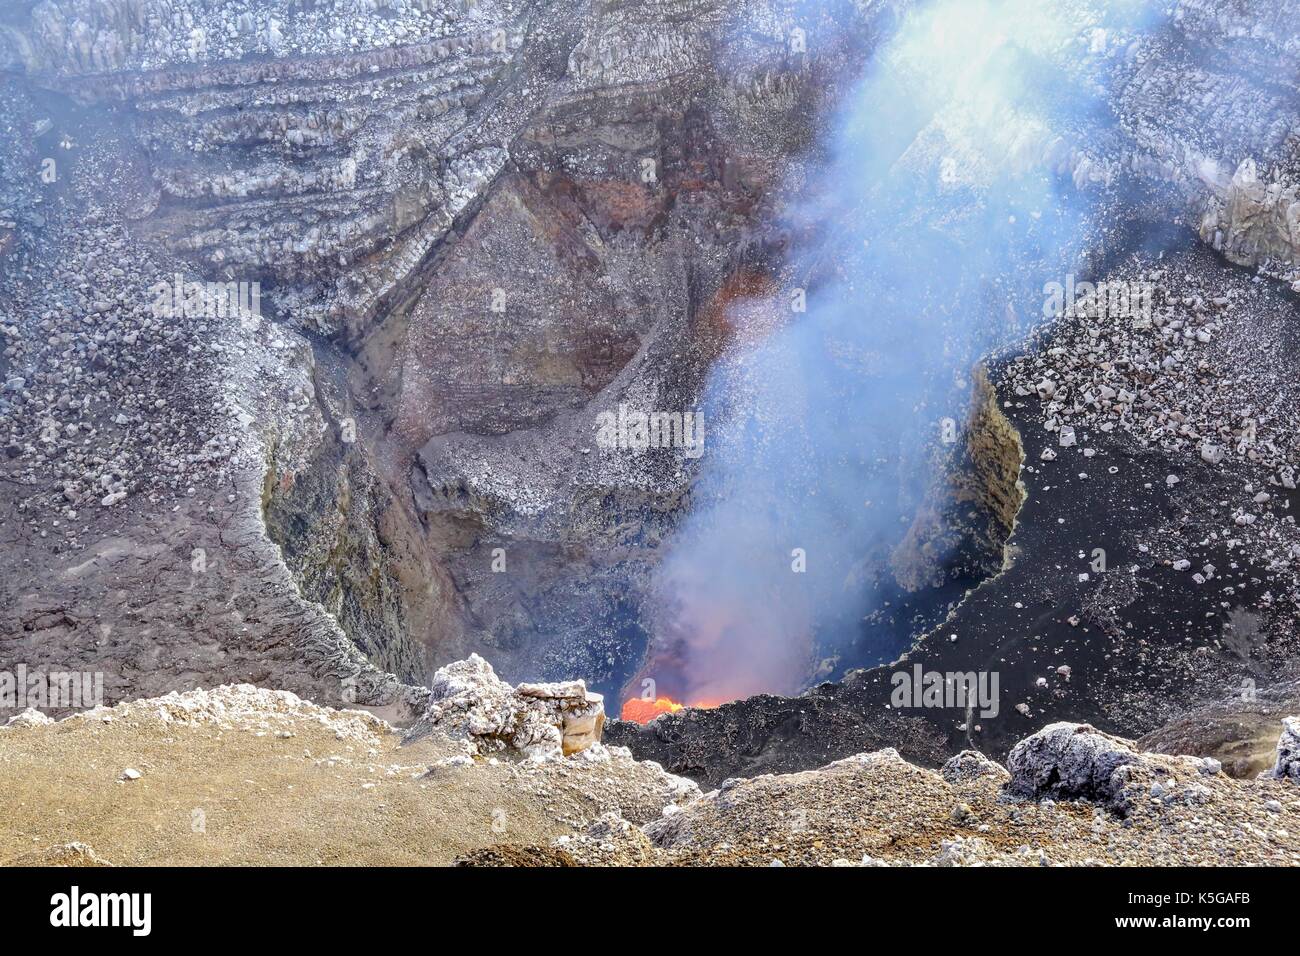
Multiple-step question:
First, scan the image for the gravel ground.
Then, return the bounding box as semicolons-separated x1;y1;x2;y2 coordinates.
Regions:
501;734;1300;867
0;685;694;866
3;684;1295;867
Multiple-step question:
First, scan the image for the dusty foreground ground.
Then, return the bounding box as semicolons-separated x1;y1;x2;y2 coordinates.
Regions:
0;686;693;867
1;686;1297;867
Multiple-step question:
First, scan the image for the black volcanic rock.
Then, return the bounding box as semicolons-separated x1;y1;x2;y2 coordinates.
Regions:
609;242;1300;784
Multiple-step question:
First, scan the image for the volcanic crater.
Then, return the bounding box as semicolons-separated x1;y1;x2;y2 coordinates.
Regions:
1;0;1299;854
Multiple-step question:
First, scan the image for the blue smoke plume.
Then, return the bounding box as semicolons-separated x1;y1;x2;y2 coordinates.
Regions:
651;0;1173;703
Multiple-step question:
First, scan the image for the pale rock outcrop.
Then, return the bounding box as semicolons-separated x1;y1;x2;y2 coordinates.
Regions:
1265;716;1300;783
930;837;1006;867
941;749;1010;786
1199;159;1300;270
403;655;605;759
2;707;55;729
70;684;392;745
516;680;605;755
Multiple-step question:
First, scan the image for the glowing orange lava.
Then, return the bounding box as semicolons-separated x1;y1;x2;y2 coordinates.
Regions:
621;695;727;724
620;696;687;724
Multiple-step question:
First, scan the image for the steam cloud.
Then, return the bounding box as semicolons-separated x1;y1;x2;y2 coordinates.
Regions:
651;0;1175;704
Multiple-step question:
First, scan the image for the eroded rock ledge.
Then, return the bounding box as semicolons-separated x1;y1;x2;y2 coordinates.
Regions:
403;654;607;759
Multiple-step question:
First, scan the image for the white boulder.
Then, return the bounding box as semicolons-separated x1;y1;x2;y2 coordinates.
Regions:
403;655;605;759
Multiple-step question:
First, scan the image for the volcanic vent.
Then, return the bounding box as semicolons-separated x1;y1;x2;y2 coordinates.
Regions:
1;0;1299;801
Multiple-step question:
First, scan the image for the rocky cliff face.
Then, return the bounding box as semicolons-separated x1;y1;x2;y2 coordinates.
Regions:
7;0;916;695
2;0;905;710
1;0;1298;778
